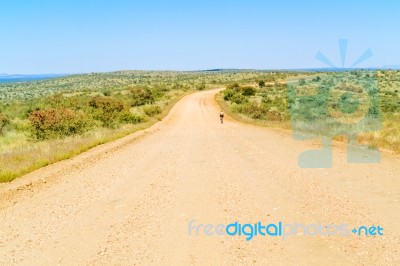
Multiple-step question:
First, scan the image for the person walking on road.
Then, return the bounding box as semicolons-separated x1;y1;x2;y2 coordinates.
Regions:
220;111;224;124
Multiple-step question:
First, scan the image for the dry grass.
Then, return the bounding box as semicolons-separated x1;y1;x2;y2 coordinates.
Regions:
358;115;400;153
0;90;191;182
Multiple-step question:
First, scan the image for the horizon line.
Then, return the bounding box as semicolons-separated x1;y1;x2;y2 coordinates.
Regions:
2;66;400;76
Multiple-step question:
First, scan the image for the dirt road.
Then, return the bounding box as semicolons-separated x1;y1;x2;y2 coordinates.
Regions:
0;89;399;265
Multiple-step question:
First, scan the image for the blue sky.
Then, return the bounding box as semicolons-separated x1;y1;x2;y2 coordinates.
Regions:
0;0;399;74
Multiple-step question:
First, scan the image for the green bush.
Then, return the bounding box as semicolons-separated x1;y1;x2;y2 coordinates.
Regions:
224;85;256;101
0;113;10;135
29;108;92;140
119;113;146;124
231;93;248;104
143;105;162;117
89;96;125;128
241;86;257;96
240;102;268;119
130;87;155;106
223;89;236;101
197;82;206;90
226;83;240;91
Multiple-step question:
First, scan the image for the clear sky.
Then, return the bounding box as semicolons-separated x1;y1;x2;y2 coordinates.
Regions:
0;0;399;74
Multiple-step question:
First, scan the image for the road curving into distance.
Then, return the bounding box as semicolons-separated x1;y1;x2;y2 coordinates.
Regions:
0;89;399;265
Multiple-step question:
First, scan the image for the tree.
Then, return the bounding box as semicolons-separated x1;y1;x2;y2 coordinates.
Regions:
258;80;265;88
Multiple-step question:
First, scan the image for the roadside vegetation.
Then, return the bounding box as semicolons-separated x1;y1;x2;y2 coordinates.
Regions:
1;70;300;182
0;71;214;182
218;70;400;154
1;70;399;182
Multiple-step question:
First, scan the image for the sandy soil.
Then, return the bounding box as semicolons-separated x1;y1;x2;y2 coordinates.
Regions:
0;89;399;265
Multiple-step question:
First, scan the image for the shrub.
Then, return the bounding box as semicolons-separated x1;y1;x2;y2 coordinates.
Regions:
143;105;162;117
223;89;236;101
226;83;240;92
130;87;155;106
119;113;146;124
258;80;265;87
29;108;91;140
243;102;268;119
197;82;206;90
227;83;241;91
223;88;249;104
231;93;248;104
232;101;284;120
241;86;257;96
0;113;9;135
312;76;321;82
89;96;125;128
